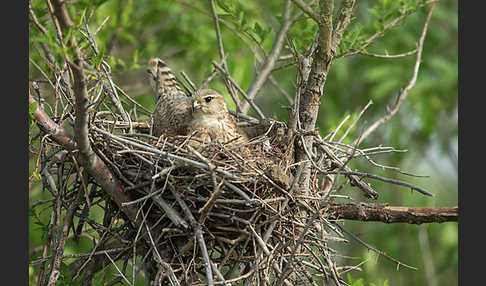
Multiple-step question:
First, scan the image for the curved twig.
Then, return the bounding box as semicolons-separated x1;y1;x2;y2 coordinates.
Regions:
354;2;436;146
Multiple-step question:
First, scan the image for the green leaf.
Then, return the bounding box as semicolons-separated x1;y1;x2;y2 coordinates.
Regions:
29;101;38;115
58;262;73;285
76;8;87;27
346;273;365;286
62;29;73;46
33;171;42;181
253;22;268;43
216;0;234;14
29;101;38;127
130;49;140;69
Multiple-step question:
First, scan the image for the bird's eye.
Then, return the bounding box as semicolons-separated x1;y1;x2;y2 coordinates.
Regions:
204;96;213;103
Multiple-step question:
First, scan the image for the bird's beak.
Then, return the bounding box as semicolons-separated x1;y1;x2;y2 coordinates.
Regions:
192;101;201;110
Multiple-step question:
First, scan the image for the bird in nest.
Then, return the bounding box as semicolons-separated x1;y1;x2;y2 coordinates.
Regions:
189;89;248;145
147;58;247;145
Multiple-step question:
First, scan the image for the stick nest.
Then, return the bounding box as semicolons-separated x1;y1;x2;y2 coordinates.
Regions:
89;116;339;284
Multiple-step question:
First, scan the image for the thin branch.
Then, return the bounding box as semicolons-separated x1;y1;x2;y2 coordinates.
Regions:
29;1;47;34
208;0;241;110
291;0;320;23
323;169;433;196
359;47;418;58
335;223;418;270
47;175;85;286
338;99;373;143
168;184;214;286
354;2;436;146
240;0;293;114
180;70;197;92
211;61;265;119
337;0;437;58
317;142;379;199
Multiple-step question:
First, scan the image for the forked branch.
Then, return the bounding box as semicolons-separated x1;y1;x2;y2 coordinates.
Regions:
354;2;436;146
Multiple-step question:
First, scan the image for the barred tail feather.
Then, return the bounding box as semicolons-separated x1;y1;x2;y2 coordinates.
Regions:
147;58;183;101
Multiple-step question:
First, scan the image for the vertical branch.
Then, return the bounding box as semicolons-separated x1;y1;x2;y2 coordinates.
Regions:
294;0;357;195
208;0;241;111
70;60;92;159
239;0;293;114
51;0;74;29
68;58;141;226
47;171;85;286
332;0;356;51
294;0;334;195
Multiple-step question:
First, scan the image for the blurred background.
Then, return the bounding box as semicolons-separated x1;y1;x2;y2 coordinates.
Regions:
29;0;457;285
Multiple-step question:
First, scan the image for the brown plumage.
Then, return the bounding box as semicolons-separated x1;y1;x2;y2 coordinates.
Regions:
147;58;192;137
189;89;248;145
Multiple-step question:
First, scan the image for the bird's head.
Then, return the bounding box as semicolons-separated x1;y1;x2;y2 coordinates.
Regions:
191;89;227;118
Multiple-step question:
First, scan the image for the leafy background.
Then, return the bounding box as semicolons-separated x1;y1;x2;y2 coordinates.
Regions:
29;0;457;285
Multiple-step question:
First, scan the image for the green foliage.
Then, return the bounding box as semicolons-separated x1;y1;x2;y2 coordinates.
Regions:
29;100;37;127
347;273;389;286
29;0;457;285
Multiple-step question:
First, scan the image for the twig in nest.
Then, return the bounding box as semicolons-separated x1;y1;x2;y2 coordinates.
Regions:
322;170;433;197
317;141;379;199
168;183;214;285
93;127;249;182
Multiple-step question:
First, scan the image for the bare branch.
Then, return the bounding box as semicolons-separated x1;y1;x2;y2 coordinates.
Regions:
29;95;75;149
240;0;293;114
291;0;320;23
294;0;338;196
338;99;373;143
337;0;437;58
322;170;433;197
354;2;436;146
336;223;418;270
29;1;47;34
51;0;74;29
47;168;85;286
332;0;356;52
327;203;457;224
358;47;418;59
66;55;142;226
317;138;379;198
208;0;241;111
212;61;265;119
